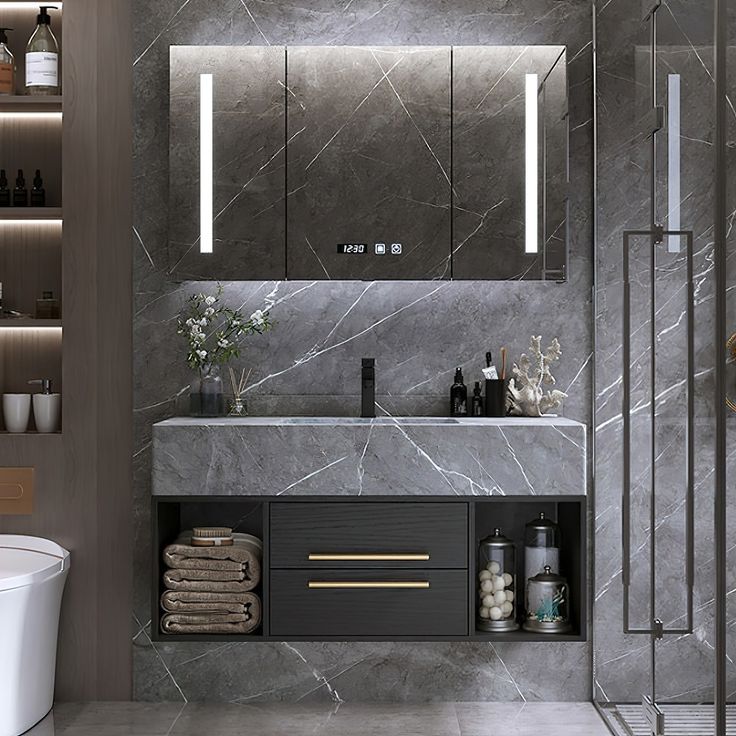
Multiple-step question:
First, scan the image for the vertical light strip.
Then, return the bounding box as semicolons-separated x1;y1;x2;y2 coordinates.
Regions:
667;74;681;253
200;73;214;254
525;73;539;254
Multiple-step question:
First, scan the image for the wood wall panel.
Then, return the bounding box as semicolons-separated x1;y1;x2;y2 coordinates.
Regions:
0;0;132;701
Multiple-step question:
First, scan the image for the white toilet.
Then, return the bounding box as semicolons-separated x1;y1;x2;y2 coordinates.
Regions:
0;535;70;736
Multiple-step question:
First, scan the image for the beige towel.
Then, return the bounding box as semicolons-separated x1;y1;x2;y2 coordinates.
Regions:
163;533;261;582
161;590;256;614
160;596;261;634
164;568;245;583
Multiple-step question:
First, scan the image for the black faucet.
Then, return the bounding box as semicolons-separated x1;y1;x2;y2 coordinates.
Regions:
361;358;375;418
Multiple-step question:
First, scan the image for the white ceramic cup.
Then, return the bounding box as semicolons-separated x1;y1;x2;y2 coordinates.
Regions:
32;393;61;433
3;394;31;433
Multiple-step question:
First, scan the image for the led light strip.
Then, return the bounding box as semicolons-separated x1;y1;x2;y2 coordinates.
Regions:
667;74;681;253
525;73;539;255
200;73;213;254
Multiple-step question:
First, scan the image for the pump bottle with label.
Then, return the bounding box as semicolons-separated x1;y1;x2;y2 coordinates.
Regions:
0;28;15;95
25;6;59;96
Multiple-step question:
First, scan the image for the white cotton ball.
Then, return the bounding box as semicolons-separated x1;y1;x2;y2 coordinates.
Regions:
479;570;492;582
487;561;501;574
505;589;514;602
479;606;490;619
490;606;503;620
493;590;507;606
481;579;494;593
482;594;495;608
492;576;505;591
501;601;513;616
503;573;513;587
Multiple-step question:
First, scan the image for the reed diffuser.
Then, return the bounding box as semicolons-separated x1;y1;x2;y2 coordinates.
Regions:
228;367;251;417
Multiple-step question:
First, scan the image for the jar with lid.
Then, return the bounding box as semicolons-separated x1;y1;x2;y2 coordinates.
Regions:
477;528;518;632
523;565;571;634
524;511;560;582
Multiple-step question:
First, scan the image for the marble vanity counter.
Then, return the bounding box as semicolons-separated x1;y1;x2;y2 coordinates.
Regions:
152;416;586;497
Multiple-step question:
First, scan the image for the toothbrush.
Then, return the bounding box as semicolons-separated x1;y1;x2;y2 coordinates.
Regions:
500;347;507;380
482;351;498;380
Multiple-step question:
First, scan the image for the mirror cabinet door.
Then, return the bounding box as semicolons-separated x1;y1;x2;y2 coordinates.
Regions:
286;46;452;280
452;46;568;280
169;46;286;280
168;45;567;281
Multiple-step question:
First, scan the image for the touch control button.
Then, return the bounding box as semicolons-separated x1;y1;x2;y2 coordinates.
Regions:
375;243;386;255
391;243;403;255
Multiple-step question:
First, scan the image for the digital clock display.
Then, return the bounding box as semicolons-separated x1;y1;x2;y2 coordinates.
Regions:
337;243;367;254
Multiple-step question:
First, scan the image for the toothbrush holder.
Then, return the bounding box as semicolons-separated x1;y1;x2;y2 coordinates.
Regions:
3;394;31;433
484;379;508;417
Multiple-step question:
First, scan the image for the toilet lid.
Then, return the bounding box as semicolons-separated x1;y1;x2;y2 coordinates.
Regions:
0;536;69;592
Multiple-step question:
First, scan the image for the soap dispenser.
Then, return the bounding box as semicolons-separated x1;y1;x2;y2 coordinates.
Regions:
450;367;468;416
25;6;59;96
31;170;45;207
28;378;60;433
0;28;15;95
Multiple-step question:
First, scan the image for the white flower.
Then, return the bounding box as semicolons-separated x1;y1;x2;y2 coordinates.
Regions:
196;349;207;360
199;318;207;326
250;309;265;327
204;307;215;317
186;318;194;327
205;296;216;306
218;338;230;349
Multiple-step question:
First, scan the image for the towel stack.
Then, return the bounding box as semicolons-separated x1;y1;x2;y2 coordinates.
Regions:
160;530;263;635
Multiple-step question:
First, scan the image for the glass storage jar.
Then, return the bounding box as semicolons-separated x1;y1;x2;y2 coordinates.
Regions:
523;565;572;634
524;512;560;614
477;528;519;632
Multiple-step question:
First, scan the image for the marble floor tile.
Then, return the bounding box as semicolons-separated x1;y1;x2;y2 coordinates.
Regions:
453;702;611;735
45;701;611;736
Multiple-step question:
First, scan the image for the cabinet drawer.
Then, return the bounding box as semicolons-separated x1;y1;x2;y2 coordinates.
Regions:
270;569;468;637
269;502;468;568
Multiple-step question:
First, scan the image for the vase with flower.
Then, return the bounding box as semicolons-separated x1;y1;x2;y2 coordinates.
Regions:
177;286;273;418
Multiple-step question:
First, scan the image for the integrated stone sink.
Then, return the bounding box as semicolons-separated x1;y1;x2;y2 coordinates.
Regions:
153;415;587;497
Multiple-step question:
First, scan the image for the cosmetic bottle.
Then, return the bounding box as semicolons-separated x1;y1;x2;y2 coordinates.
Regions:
13;170;27;206
30;170;45;207
35;290;59;319
450;367;468;416
0;170;9;207
26;6;59;96
472;382;484;416
28;378;60;433
0;28;15;95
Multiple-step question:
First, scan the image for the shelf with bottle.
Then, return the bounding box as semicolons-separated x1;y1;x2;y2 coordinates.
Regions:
0;94;60;112
0;206;60;219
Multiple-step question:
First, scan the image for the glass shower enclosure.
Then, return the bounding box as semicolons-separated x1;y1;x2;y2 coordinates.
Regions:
592;0;730;734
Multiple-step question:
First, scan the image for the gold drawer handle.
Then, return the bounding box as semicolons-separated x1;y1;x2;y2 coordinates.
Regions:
307;581;430;589
308;553;430;561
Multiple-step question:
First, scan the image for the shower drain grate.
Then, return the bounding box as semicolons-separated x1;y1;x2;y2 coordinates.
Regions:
600;704;736;736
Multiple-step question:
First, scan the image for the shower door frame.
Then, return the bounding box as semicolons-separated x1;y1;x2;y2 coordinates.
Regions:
591;0;729;733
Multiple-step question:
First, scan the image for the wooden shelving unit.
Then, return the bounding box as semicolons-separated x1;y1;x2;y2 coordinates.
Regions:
0;2;63;432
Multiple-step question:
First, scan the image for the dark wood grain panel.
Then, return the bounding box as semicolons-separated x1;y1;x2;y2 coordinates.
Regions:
270;501;468;568
270;568;468;637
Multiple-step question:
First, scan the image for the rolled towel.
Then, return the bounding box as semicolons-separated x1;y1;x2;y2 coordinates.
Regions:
161;597;261;635
161;590;256;614
163;533;261;581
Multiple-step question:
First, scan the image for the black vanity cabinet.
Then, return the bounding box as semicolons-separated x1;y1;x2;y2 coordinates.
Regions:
151;495;586;643
268;502;468;637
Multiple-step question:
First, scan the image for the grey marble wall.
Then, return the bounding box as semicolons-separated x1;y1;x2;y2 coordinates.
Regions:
133;0;593;702
593;0;736;706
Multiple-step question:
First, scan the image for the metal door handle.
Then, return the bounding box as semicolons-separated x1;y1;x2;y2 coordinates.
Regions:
622;229;694;637
307;553;430;561
307;581;430;589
